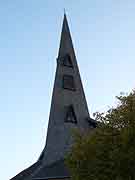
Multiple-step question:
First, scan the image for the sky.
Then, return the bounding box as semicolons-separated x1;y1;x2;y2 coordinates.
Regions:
0;0;135;179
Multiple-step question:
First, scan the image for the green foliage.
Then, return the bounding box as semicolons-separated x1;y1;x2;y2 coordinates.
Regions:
65;90;135;180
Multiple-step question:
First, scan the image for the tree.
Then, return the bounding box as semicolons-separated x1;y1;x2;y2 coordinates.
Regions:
66;90;135;180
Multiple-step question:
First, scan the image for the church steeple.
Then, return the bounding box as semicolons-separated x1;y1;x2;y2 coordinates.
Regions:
40;14;91;167
10;14;95;180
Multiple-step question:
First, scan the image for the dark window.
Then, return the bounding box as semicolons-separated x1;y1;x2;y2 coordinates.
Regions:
63;75;75;91
65;105;77;124
62;54;73;68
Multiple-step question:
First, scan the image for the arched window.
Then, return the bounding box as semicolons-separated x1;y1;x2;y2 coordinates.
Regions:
65;105;77;124
62;54;73;68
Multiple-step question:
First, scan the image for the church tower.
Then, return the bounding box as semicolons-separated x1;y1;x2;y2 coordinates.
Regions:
40;13;92;166
10;14;96;180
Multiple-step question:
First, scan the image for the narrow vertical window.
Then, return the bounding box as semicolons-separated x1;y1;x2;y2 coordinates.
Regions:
63;75;76;91
62;54;73;68
65;105;77;124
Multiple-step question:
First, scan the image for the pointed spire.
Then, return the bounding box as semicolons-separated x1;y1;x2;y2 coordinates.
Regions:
64;8;66;15
58;13;74;58
10;14;95;180
40;14;91;167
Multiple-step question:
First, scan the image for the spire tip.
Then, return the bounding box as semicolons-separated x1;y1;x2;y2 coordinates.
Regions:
64;8;66;15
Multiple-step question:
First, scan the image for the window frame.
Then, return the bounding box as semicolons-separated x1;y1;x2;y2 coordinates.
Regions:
62;54;73;68
65;105;77;124
63;74;76;91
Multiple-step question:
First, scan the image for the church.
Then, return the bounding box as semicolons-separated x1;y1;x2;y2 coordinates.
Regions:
10;14;96;180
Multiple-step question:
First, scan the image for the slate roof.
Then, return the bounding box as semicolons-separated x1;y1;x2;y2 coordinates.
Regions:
33;159;70;180
10;160;41;180
10;159;70;180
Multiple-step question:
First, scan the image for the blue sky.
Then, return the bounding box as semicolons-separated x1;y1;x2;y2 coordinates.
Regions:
0;0;135;179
